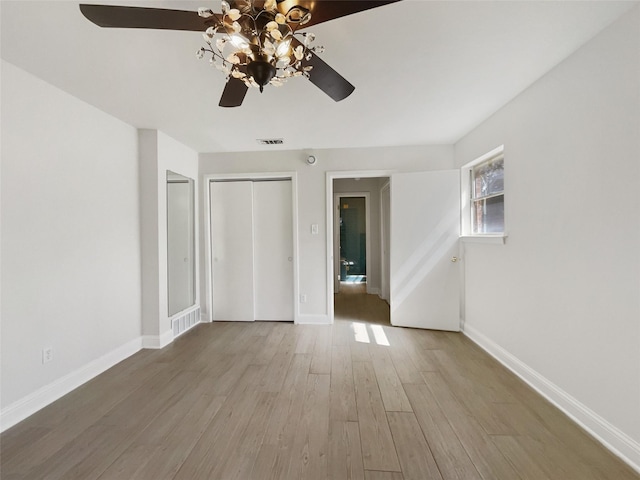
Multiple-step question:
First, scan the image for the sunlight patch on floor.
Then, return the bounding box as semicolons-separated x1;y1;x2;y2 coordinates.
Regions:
352;322;370;343
370;324;390;346
352;322;390;346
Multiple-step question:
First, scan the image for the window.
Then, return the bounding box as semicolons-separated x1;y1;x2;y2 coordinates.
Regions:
471;154;504;234
460;145;505;239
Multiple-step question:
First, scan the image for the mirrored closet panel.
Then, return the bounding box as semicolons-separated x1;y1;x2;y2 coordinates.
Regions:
167;171;195;316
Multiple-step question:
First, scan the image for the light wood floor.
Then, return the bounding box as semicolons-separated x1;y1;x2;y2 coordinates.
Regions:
2;283;638;479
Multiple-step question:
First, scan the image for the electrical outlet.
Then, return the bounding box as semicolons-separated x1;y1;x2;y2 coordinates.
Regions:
300;294;307;303
42;347;53;364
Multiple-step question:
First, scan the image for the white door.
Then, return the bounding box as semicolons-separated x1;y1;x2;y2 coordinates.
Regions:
210;181;255;321
390;170;460;331
210;179;294;322
253;180;294;320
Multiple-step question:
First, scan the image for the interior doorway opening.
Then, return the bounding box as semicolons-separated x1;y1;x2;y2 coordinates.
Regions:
330;175;391;323
338;196;367;285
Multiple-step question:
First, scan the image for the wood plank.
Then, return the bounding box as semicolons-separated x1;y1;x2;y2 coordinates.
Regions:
353;361;401;472
329;421;365;480
431;350;518;435
123;394;226;480
172;390;261;479
286;374;331;480
383;327;424;384
364;471;404;480
23;368;201;479
330;346;358;422
421;371;523;480
404;383;482;480
250;354;312;480
509;427;629;480
332;319;353;346
210;392;278;480
251;323;287;365
351;340;372;362
294;326;317;354
394;329;440;372
491;435;552;480
369;345;412;412
0;358;168;476
310;325;333;374
387;411;443;480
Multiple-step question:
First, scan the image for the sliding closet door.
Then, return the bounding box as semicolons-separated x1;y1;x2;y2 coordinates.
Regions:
210;181;255;321
253;180;294;320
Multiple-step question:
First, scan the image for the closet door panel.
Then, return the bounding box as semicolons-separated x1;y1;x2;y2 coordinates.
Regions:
253;180;294;321
210;181;255;321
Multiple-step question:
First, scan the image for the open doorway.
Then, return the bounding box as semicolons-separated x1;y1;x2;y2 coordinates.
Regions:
339;196;367;284
332;191;371;295
330;176;391;323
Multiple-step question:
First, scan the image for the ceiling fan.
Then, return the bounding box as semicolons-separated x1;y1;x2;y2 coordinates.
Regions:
80;0;401;107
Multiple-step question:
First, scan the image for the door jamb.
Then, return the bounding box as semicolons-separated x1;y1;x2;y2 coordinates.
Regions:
379;181;391;303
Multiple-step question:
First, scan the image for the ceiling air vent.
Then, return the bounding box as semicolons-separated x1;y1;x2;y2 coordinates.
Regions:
257;138;284;145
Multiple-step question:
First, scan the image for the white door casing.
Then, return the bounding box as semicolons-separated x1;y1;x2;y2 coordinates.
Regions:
380;182;391;303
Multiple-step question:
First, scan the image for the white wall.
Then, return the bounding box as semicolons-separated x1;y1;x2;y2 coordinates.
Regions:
1;61;141;428
139;130;199;346
199;145;453;323
454;6;640;469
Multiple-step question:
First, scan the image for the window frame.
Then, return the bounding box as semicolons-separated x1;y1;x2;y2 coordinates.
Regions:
460;145;506;243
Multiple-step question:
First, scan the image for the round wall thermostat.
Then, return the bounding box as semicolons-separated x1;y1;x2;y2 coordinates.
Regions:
306;155;317;165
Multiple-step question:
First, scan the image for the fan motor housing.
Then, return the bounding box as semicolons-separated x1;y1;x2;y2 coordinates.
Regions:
248;59;276;92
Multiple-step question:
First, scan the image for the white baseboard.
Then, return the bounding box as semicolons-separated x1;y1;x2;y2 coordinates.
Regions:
0;337;142;433
367;287;381;296
141;329;173;349
296;314;331;325
463;324;640;474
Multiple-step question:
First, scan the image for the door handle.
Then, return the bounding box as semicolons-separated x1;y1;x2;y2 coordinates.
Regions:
451;256;461;263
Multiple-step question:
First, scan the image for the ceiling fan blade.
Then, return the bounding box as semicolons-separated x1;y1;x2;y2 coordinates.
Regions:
79;4;210;31
294;41;354;102
219;77;249;107
287;0;402;28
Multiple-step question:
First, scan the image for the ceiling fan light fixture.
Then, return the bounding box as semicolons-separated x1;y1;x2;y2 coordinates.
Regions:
247;60;276;92
197;0;323;93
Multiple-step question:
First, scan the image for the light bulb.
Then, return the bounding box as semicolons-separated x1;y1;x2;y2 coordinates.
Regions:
276;39;291;57
229;34;249;49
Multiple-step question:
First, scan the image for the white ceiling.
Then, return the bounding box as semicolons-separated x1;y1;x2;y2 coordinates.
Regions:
1;0;636;153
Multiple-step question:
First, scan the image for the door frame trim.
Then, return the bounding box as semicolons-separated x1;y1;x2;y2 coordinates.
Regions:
204;172;299;324
326;170;394;323
379;181;391;303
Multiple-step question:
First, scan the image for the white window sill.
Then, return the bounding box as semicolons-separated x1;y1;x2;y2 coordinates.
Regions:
460;234;507;245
